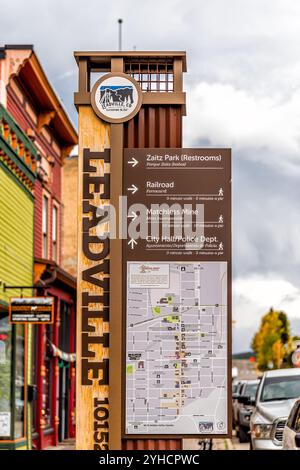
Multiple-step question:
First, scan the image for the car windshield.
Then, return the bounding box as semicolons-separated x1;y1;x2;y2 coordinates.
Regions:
261;375;300;402
244;382;258;398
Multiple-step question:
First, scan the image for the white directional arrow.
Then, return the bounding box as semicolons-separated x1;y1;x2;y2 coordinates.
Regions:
127;184;138;195
127;211;138;222
128;238;137;249
128;157;139;167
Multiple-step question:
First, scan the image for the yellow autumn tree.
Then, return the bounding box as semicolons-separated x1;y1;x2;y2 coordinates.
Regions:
251;308;292;371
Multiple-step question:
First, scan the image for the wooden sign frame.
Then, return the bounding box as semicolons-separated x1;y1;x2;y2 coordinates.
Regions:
9;296;54;324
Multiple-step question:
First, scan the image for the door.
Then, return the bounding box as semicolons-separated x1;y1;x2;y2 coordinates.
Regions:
58;362;69;442
58;301;71;442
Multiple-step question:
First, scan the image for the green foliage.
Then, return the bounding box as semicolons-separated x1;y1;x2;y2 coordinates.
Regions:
251;308;292;371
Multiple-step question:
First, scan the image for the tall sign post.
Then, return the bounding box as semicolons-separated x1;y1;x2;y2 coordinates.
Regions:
74;51;231;450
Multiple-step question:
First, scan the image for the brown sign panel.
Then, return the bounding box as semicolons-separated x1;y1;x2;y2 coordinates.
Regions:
123;148;231;438
9;297;54;324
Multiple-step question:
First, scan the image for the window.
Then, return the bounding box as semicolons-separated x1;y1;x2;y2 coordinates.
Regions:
14;324;25;438
31;326;38;434
0;317;25;440
52;205;58;262
42;324;53;428
0;315;12;439
125;61;174;92
261;376;300;402
42;195;49;258
294;405;300;433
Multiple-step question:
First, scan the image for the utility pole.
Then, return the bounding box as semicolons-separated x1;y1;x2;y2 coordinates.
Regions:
118;18;123;51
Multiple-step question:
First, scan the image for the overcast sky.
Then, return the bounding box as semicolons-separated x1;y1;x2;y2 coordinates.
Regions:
1;0;300;352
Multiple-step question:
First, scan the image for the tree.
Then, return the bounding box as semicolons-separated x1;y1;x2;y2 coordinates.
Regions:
251;308;292;371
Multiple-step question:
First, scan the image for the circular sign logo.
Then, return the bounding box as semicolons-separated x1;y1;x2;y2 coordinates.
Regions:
91;73;142;123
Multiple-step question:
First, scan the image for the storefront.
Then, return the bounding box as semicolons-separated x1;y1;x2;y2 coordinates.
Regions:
31;260;76;450
0;45;77;450
0;103;37;450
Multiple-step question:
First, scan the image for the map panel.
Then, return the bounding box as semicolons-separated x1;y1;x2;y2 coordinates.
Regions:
125;261;228;435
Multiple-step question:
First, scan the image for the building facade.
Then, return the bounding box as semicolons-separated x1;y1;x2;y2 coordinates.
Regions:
0;102;37;449
0;45;77;450
62;155;78;278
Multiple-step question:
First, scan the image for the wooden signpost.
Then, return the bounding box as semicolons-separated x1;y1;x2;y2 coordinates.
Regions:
74;51;231;451
75;51;188;451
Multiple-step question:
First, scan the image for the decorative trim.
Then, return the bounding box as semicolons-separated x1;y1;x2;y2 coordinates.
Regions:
0;158;34;197
0;103;37;190
37;111;55;133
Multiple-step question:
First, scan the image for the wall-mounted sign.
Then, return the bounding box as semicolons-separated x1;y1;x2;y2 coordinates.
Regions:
123;148;231;437
9;297;54;324
91;73;142;124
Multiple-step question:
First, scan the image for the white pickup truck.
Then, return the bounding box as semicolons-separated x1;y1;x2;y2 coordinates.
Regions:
250;368;300;450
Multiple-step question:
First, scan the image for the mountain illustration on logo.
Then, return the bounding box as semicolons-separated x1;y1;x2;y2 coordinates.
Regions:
99;85;134;109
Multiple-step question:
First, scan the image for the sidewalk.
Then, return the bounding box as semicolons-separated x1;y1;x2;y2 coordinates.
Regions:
183;432;249;451
44;439;75;450
45;435;248;451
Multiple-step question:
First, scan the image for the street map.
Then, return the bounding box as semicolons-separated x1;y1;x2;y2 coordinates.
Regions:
125;261;228;435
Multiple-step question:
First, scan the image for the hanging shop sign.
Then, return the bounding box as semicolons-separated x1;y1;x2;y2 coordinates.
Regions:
91;73;142;124
9;297;54;324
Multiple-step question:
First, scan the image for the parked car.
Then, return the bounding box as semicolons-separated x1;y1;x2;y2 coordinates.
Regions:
232;380;246;428
283;398;300;450
250;368;300;450
236;379;260;442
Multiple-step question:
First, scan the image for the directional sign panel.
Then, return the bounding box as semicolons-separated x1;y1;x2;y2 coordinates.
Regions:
123;148;231;438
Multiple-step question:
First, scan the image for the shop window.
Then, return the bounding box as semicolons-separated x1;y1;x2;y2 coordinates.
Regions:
0;315;12;439
0;317;25;440
14;324;25;438
42;324;53;428
31;326;38;434
42;195;49;258
52;205;58;263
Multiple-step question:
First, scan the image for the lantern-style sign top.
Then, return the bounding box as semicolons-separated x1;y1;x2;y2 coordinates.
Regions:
91;72;143;124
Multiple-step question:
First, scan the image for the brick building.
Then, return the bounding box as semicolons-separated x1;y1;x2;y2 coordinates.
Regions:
62;155;78;278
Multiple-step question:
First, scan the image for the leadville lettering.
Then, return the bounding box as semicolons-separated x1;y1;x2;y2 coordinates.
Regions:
83;148;110;173
82;236;110;261
83;200;109;231
83;173;110;199
80;148;110;450
82;263;110;288
81;358;109;386
82;291;108;306
82;307;109;332
82;332;109;357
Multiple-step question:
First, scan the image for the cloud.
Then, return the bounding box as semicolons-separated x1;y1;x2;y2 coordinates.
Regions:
184;82;300;175
2;0;300;352
232;274;300;352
